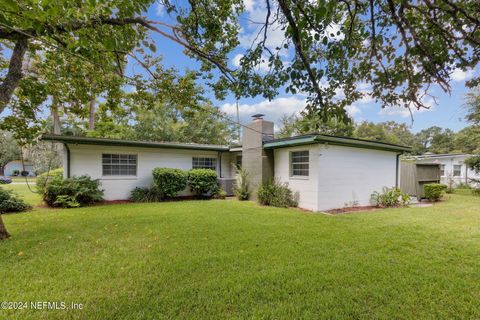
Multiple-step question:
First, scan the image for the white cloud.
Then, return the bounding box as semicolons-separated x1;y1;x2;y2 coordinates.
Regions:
378;97;435;118
451;68;474;82
345;104;361;117
220;96;307;128
155;3;164;16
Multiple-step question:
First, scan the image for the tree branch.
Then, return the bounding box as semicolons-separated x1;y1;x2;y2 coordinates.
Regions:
0;37;28;112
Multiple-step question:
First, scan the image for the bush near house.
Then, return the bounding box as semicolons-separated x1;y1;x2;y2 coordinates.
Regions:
43;175;104;208
152;168;188;198
257;180;298;208
130;187;162;203
0;187;32;213
424;183;448;202
234;167;250;200
36;168;63;194
187;169;219;197
371;187;410;208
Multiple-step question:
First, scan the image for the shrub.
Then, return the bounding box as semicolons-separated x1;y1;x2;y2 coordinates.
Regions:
36;168;63;194
424;183;447;202
257;180;298;208
213;188;227;199
0;177;12;184
234;167;250;200
152;168;187;198
43;175;104;208
0;187;31;213
12;169;19;176
472;188;480;196
20;171;29;177
456;182;471;189
187;169;218;196
371;187;410;207
130;187;162;202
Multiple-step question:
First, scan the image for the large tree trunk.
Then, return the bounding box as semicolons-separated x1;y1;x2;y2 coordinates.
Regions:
0;215;10;240
0;37;29;113
88;98;96;130
51;97;61;135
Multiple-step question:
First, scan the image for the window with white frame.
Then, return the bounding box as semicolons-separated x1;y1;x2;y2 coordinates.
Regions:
102;154;137;176
440;164;445;176
290;150;309;177
453;164;462;177
192;157;217;170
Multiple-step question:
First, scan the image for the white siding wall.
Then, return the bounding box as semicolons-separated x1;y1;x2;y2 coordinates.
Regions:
415;156;480;186
317;145;398;210
274;145;320;211
66;144;222;200
274;144;399;211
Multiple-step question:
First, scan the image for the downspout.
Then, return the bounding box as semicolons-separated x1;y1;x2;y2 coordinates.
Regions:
63;143;71;178
218;151;223;178
395;153;401;188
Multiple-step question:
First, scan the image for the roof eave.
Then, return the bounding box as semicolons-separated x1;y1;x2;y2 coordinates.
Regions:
263;135;411;152
41;135;230;152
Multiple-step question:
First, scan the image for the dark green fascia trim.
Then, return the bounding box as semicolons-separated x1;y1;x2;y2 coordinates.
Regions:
264;135;411;153
42;135;229;152
64;143;71;178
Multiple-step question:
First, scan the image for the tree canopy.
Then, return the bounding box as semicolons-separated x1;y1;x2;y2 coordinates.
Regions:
1;0;479;140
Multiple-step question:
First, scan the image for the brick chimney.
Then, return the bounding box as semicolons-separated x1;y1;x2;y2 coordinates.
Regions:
242;114;274;200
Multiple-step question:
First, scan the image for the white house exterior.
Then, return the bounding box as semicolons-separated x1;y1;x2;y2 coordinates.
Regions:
407;153;480;187
42;116;410;211
4;160;35;177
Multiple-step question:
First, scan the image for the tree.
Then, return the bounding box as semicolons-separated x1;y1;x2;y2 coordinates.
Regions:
354;121;419;150
415;126;456;154
2;0;479;134
277;113;354;138
465;87;480;125
0;131;21;175
453;126;480;154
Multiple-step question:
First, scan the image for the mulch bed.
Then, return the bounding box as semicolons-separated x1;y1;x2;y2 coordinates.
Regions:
325;206;380;214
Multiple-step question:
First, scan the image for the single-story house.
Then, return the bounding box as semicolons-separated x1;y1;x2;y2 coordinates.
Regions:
404;153;480;187
3;160;35;177
42;115;411;211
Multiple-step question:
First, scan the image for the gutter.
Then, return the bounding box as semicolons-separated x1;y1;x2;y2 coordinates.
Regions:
396;153;401;188
64;143;71;178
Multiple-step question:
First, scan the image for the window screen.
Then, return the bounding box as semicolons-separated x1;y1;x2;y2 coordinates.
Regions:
290;150;309;176
236;155;242;168
453;164;462;177
102;154;137;176
192;157;217;170
440;165;445;176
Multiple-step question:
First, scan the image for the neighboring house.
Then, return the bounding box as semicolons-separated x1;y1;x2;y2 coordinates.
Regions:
405;153;480;187
42;115;410;211
4;160;35;177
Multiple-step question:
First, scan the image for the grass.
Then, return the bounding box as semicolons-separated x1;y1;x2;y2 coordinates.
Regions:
8;177;37;183
1;183;42;206
0;187;480;319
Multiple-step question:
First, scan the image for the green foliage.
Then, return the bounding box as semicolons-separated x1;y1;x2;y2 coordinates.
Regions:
371;187;410;208
43;176;104;208
234;167;250;201
0;131;21;174
187;169;218;196
277;113;354;138
36;168;64;194
213;188;227;200
130;187;162;203
424;184;448;202
0;187;32;213
257;180;298;208
465;156;480;174
152;168;188;198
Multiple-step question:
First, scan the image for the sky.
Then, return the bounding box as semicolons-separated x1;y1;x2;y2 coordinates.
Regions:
144;0;477;133
1;0;476;134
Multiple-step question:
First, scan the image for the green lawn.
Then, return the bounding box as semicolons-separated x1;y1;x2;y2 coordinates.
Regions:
9;177;37;183
1;188;480;319
1;183;42;206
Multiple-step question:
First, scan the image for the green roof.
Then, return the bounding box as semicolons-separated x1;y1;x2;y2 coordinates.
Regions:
263;134;411;152
41;135;230;151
